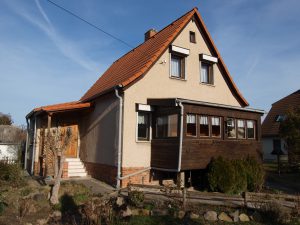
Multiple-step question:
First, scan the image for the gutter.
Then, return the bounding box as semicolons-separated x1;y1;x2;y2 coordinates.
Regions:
175;98;265;114
177;101;184;172
115;85;123;189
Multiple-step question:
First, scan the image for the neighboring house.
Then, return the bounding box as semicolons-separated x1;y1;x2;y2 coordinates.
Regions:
0;125;25;161
26;8;264;188
262;90;300;162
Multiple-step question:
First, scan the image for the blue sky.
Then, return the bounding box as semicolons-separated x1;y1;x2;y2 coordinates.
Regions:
0;0;299;125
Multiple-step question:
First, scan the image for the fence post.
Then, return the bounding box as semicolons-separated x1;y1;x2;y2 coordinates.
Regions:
244;192;248;208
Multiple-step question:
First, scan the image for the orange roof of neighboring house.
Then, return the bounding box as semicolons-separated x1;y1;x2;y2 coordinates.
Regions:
262;90;300;137
33;101;91;113
80;7;249;106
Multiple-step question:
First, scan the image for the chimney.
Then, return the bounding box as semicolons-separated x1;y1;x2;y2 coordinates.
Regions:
144;28;157;41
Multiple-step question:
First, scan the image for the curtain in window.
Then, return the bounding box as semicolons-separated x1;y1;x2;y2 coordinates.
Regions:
200;116;208;125
171;56;181;77
211;117;220;126
247;120;254;128
237;120;245;127
201;64;209;83
138;114;145;124
186;114;196;124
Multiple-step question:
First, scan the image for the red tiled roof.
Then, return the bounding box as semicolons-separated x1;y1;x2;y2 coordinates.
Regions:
262;90;300;137
33;101;91;113
80;8;249;106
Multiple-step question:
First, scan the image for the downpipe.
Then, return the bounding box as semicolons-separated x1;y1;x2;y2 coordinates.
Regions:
177;101;184;172
115;86;123;189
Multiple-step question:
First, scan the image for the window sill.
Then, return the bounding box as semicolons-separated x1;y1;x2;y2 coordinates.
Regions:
136;140;151;143
170;76;187;81
199;82;215;87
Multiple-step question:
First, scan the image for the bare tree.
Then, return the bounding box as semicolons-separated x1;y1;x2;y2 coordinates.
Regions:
44;126;72;205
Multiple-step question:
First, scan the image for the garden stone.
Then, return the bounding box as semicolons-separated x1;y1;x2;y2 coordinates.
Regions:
218;212;233;222
151;208;169;216
131;208;150;216
121;206;132;217
239;213;250;222
33;193;47;201
189;212;200;219
204;211;218;221
52;210;62;218
177;210;186;219
116;197;125;207
36;219;48;225
229;210;239;222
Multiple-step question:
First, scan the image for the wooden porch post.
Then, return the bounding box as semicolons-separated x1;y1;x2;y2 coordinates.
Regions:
44;113;52;177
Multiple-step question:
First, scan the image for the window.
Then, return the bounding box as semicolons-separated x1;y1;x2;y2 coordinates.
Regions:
275;115;285;122
237;120;246;139
137;112;150;141
190;31;196;43
273;139;281;152
211;117;221;137
226;118;236;138
156;114;178;138
171;54;185;79
200;62;213;84
247;120;255;139
186;114;196;136
199;116;209;137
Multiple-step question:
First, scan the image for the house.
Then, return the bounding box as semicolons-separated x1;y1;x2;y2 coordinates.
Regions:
262;90;300;162
0;125;25;162
26;8;264;188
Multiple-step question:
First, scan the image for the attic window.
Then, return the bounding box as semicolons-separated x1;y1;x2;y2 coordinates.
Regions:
190;31;196;43
275;115;285;122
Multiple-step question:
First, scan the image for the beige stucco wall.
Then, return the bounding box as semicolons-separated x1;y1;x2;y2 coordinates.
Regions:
122;20;244;167
79;93;119;166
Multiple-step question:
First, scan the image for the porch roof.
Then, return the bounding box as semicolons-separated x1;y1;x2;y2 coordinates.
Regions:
26;101;91;118
147;98;265;114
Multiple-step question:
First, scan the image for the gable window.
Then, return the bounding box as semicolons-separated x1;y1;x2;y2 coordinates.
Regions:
200;62;213;84
190;31;196;43
237;119;246;139
137;112;150;141
156;114;178;138
226;118;236;138
199;115;209;137
211;117;221;137
171;54;185;79
273;139;281;153
247;120;255;139
275;115;285;122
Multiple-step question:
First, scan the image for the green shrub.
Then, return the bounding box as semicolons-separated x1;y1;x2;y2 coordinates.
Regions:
207;157;236;193
207;156;264;194
0;162;24;187
244;156;265;192
232;160;247;194
128;190;144;207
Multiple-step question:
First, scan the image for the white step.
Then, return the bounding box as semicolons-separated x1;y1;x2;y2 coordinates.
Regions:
68;172;87;177
66;158;80;162
68;164;85;169
68;161;83;166
68;168;86;173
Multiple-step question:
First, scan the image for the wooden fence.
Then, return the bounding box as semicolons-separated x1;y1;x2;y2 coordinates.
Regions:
127;184;299;210
0;157;18;164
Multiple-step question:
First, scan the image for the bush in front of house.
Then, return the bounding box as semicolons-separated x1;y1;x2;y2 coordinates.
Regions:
128;189;145;207
207;156;264;194
0;161;24;187
207;157;236;193
244;156;265;192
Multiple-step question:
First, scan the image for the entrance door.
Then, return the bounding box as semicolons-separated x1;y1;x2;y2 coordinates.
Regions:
64;125;78;158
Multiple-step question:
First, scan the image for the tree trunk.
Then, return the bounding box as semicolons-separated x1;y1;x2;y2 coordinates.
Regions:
50;155;64;205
